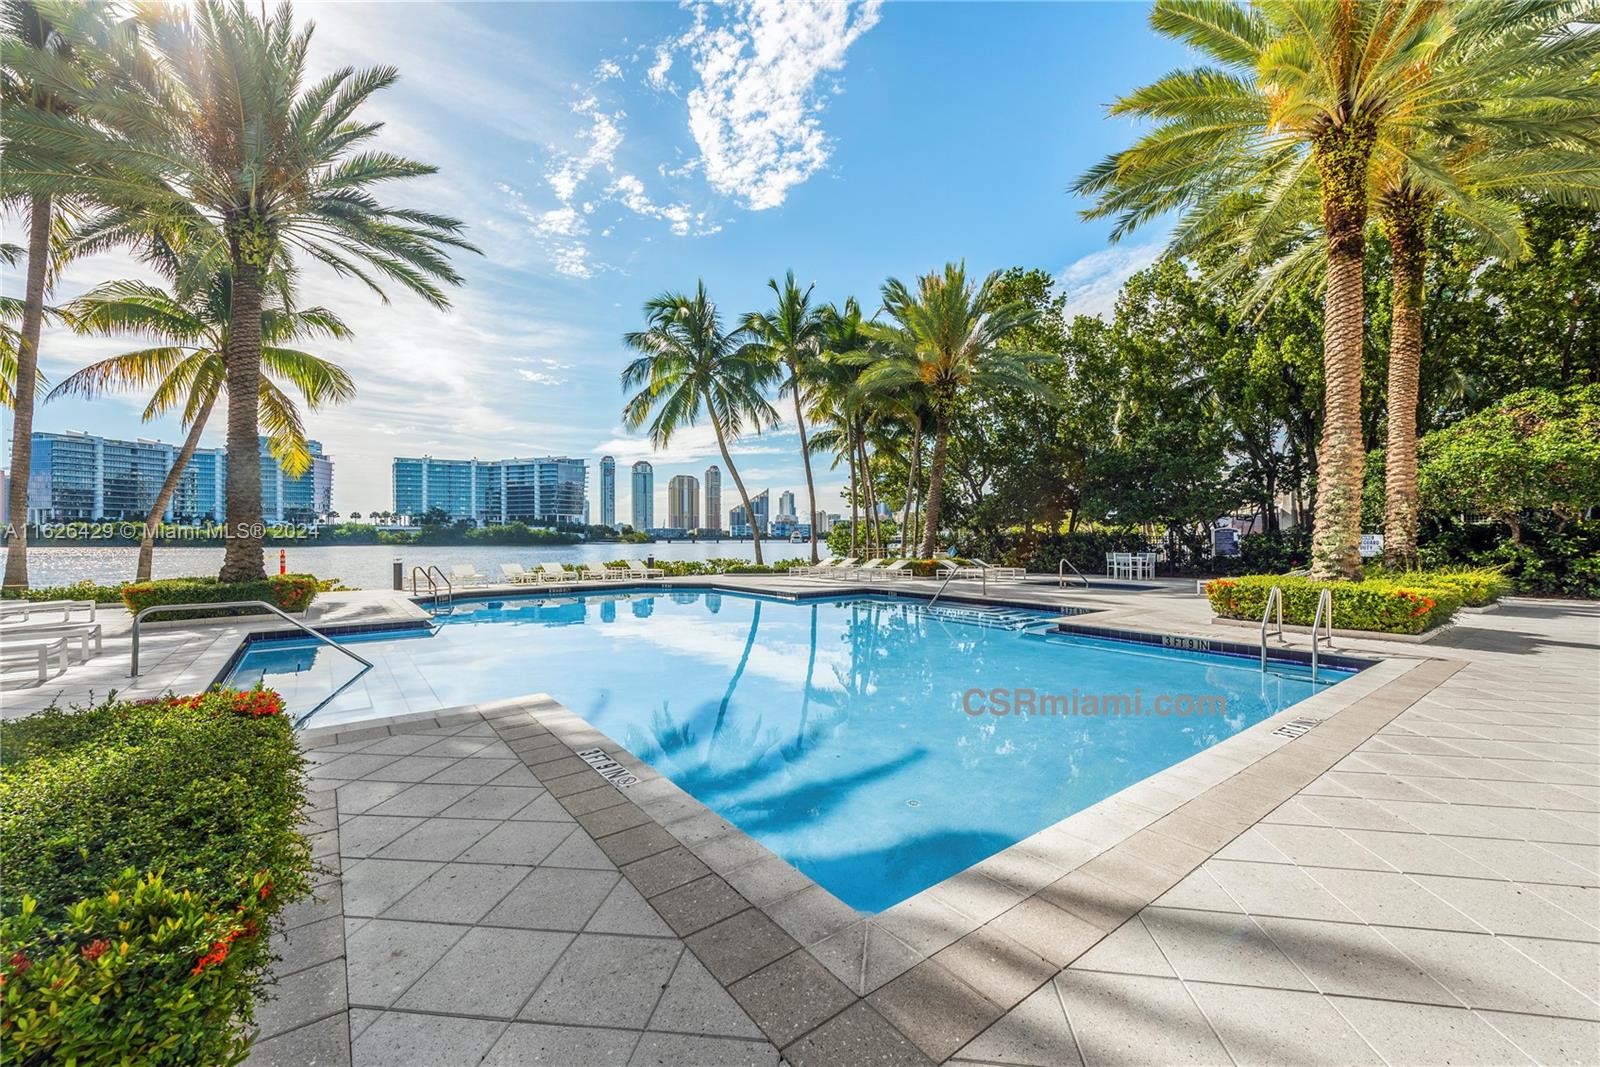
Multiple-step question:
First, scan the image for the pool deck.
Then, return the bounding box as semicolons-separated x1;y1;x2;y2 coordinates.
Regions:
3;575;1596;1065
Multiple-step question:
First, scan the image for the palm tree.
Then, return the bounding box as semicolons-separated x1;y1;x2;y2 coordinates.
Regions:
861;263;1045;557
811;298;878;557
1072;0;1470;580
50;262;353;581
744;271;826;563
621;283;780;565
39;0;475;581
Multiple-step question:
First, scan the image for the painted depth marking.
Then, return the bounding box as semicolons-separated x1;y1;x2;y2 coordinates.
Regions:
1273;716;1322;740
576;747;640;788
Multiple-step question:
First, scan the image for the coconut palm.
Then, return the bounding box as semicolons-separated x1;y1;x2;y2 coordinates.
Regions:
744;271;827;563
50;262;353;581
621;282;780;564
1073;0;1469;579
861;263;1045;557
810;299;874;557
26;0;476;581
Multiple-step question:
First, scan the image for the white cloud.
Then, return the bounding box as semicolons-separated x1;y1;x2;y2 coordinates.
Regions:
545;105;624;204
549;243;596;279
647;43;674;90
1058;241;1166;320
594;58;624;82
517;369;567;386
606;174;712;237
593;421;792;465
671;0;882;210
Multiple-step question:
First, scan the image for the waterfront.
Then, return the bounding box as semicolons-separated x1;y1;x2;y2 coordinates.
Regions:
22;540;793;589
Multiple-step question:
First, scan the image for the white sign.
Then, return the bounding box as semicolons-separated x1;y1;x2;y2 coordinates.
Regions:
1359;533;1384;557
575;747;639;789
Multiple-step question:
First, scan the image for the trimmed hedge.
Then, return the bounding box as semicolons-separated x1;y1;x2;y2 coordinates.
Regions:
0;689;312;1066
120;574;318;619
1207;573;1464;634
1;581;127;605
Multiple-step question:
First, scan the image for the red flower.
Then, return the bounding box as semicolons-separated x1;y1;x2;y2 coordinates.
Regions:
81;939;110;962
8;952;30;976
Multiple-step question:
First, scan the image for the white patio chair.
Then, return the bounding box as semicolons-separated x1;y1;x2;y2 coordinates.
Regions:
537;563;572;584
449;564;487;586
627;559;665;579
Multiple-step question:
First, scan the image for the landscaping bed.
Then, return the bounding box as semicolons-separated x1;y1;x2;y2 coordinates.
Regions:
1205;567;1509;635
0;689;313;1066
119;574;320;620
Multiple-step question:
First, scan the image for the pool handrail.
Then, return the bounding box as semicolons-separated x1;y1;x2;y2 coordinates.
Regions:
1058;558;1091;590
1259;585;1284;671
129;600;374;730
1310;587;1334;682
411;564;453;612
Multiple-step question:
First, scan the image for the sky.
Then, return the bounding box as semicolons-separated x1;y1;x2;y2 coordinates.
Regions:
2;0;1187;523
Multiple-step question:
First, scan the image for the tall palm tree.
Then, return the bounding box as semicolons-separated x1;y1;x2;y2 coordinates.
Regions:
744;271;826;563
862;263;1045;557
812;299;874;557
35;0;476;581
50;262;353;581
621;282;780;564
1072;0;1474;579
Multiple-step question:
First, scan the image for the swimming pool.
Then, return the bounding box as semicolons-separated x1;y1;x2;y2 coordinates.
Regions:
228;589;1357;912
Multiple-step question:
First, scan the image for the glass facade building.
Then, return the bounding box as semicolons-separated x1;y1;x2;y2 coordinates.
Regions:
599;455;616;528
26;431;330;524
391;455;588;526
631;460;653;530
729;489;770;537
666;474;700;531
704;465;721;533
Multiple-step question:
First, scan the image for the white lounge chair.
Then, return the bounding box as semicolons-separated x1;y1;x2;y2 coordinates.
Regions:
500;563;539;584
882;559;918;579
968;558;1025;580
5;621;103;661
794;556;840;576
579;564;618;582
537;563;573;584
627;559;665;579
933;558;984;579
0;598;97;624
449;564;488;586
0;633;72;682
850;558;888;578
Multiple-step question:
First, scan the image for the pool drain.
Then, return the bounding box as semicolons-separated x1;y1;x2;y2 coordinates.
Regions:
906;799;920;807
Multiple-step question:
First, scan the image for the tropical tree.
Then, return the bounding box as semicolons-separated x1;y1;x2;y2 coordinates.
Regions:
1074;0;1478;579
810;299;873;557
50;262;353;581
861;263;1046;556
33;0;476;581
744;271;826;562
621;282;780;564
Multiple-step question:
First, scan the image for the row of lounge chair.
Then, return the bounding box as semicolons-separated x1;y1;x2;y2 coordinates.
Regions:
0;599;105;683
442;561;667;587
791;557;1026;581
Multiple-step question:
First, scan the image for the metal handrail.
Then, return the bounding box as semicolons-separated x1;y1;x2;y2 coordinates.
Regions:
1310;588;1334;682
411;564;453;612
129;600;374;729
1058;558;1091;590
1259;585;1284;671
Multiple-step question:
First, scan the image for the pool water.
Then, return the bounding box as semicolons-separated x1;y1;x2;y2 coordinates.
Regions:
228;590;1354;912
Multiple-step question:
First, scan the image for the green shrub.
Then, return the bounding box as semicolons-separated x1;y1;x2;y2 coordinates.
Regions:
120;574;318;619
1207;573;1464;634
0;689;311;1066
1;580;127;604
1366;565;1509;607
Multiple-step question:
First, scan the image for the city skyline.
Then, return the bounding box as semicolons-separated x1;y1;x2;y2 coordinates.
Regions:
3;3;1185;518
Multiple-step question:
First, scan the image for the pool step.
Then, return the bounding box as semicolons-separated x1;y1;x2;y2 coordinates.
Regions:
904;603;1044;630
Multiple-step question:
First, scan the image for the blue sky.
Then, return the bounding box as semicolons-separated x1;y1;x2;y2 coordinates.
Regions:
5;1;1186;520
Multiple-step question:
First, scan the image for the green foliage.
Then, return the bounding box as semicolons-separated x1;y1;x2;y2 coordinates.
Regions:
1207;573;1464;634
120;574;318;618
643;557;807;577
1419;386;1600;540
1419;514;1600;599
1;690;312;1066
1;580;125;604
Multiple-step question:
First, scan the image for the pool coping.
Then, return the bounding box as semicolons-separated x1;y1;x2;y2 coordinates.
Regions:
292;590;1468;1061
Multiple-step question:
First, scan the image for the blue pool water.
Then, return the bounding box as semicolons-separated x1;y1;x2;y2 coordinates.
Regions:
228;590;1355;912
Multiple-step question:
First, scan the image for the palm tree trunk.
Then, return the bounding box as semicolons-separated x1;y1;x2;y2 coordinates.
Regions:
846;429;859;557
860;436;881;557
136;393;218;583
706;387;763;566
900;426;920;558
3;193;52;591
1381;197;1425;571
1308;123;1375;582
920;420;950;558
220;256;267;581
790;362;820;564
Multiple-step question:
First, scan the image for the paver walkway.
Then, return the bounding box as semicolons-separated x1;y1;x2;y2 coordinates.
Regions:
247;712;781;1067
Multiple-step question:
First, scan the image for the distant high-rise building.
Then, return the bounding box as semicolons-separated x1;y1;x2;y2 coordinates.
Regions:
391;455;586;525
631;460;654;530
599;455;616;527
729;489;769;537
704;465;722;533
667;475;700;530
26;430;330;524
777;490;797;523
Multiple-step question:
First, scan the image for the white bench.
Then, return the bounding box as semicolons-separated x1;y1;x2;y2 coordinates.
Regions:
6;622;102;661
0;634;72;682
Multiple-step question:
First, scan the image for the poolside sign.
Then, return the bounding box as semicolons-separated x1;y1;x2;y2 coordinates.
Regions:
575;747;639;789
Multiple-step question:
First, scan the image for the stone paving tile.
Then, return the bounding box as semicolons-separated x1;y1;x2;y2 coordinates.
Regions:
455;819;575;865
867;959;1004;1062
1139;906;1312;990
1330;997;1532;1065
340;858;441;917
1055;970;1230;1065
652;874;751;937
519;932;683;1028
394;926;571;1017
344;918;468;1008
349;1011;505;1067
1187;983;1382;1066
955;981;1084;1066
587;878;676;937
648;951;767;1038
246;1013;351;1067
729;950;857;1047
629;1032;779;1066
686;908;801;985
255;957;348;1040
371;816;499;862
783;1001;934;1067
482;866;619;930
479;1023;639;1067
